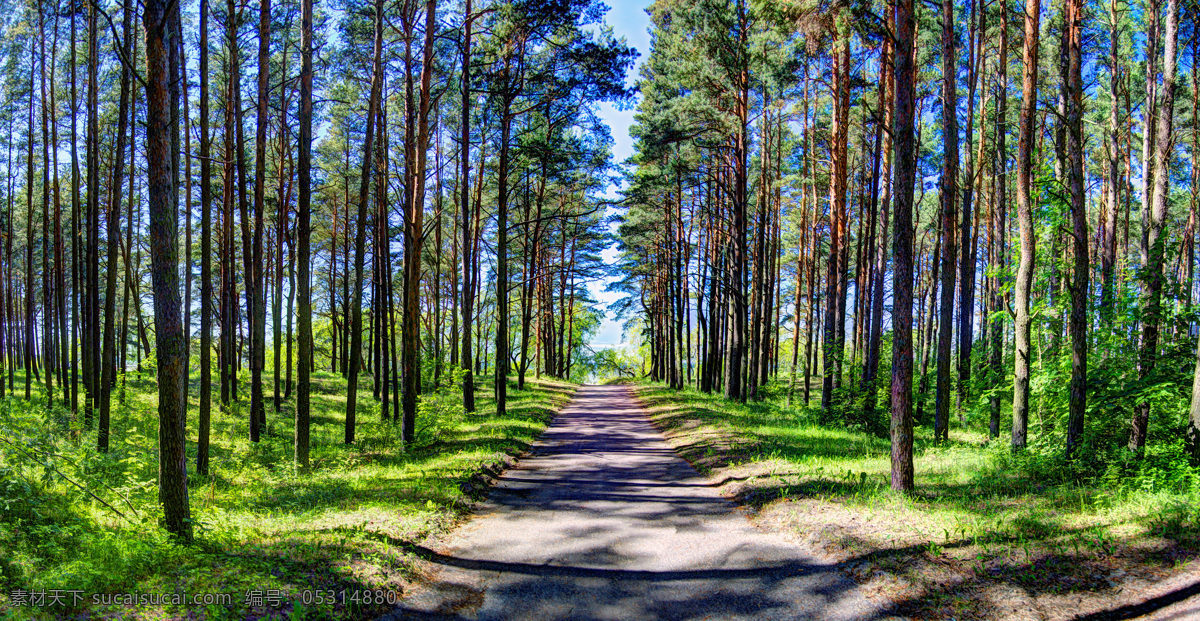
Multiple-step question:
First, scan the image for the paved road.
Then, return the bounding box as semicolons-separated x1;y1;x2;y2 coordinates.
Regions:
386;384;885;620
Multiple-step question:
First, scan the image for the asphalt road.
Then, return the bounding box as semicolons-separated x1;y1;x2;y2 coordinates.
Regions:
384;384;886;621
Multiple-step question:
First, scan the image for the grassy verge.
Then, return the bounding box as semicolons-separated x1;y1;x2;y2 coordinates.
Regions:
0;371;575;620
634;382;1200;621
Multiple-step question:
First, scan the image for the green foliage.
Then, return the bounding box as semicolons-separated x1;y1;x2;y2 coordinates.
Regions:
0;371;575;619
415;387;466;449
574;346;639;383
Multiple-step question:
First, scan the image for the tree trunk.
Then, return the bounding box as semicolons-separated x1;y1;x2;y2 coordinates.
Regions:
822;32;849;413
724;0;749;404
38;2;54;408
1012;0;1041;451
1099;0;1123;319
295;0;314;471
345;0;383;444
197;0;213;476
143;0;193;541
891;0;917;491
402;0;437;443
496;53;516;417
989;0;1009;438
934;0;959;443
26;41;38;401
250;0;271;436
1188;31;1200;461
957;0;982;414
1064;0;1087;458
100;0;135;451
864;37;893;418
85;0;99;427
460;0;476;412
274;35;292;412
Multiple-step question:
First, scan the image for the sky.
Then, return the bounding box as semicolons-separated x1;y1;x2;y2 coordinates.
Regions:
587;0;652;348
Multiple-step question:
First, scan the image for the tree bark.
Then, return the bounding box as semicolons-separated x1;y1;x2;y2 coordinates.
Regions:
822;31;850;413
957;0;982;414
864;36;893;419
1188;31;1200;461
989;0;1009;438
85;0;99;427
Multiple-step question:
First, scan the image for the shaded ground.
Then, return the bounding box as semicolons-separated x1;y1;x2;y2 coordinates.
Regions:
387;384;890;620
633;384;1200;621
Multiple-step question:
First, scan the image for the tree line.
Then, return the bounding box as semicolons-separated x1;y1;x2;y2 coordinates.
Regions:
0;0;633;541
616;0;1199;490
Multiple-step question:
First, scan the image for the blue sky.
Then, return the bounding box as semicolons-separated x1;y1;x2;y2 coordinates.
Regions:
588;0;651;348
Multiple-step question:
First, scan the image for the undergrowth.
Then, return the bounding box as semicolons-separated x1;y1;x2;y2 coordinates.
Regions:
0;370;575;620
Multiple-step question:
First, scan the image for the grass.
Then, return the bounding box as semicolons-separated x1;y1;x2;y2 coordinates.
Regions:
634;381;1200;620
0;368;575;620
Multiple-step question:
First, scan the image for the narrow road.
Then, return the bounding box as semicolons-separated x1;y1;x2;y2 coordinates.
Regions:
388;384;885;620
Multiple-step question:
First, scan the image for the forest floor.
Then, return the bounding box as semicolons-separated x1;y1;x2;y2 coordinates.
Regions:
632;382;1200;621
0;370;575;620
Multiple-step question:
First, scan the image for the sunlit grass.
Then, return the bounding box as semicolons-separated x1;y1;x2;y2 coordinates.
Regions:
0;368;575;620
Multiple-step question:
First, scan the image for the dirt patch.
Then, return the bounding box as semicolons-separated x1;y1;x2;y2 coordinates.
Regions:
754;497;1200;620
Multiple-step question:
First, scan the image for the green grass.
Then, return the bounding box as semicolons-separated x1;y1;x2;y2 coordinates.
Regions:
0;368;575;620
634;380;1200;619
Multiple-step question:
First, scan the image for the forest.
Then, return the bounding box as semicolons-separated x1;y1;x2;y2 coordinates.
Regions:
616;0;1200;489
0;0;1199;613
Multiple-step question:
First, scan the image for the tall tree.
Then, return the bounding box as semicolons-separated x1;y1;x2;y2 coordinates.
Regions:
344;0;384;444
401;0;438;443
100;0;136;453
86;0;100;429
250;0;271;439
822;26;850;413
198;0;214;475
1012;0;1040;451
1130;0;1179;455
460;0;477;413
934;0;960;443
1064;0;1087;458
143;0;192;542
890;0;917;491
295;0;314;471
